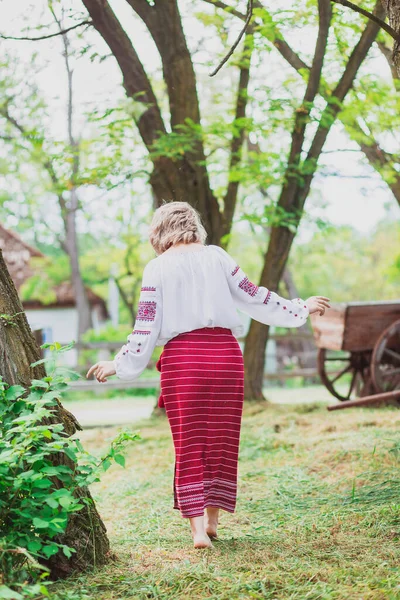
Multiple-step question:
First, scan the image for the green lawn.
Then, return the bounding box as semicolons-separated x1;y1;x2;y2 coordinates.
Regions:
52;400;400;600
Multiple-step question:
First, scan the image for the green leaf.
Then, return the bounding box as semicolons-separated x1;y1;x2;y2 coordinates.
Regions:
30;357;48;367
27;539;42;553
62;545;76;558
33;517;51;529
63;447;77;461
0;586;23;600
30;379;49;389
45;497;59;509
32;478;52;489
114;454;125;468
42;544;59;558
5;385;26;401
58;496;73;508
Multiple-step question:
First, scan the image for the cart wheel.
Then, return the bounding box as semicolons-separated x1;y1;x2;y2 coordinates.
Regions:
371;318;400;394
317;348;371;401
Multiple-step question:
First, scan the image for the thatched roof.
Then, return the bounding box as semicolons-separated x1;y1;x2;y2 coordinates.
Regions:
0;224;44;290
0;224;108;317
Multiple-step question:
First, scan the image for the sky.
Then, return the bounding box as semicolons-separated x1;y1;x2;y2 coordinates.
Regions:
0;0;398;242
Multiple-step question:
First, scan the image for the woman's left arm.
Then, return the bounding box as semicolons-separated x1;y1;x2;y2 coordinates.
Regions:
87;260;162;383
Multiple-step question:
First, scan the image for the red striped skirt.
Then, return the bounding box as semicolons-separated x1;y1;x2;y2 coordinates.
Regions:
156;327;244;518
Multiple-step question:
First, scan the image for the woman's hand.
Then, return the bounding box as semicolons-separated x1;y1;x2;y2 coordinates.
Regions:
86;360;116;383
306;296;331;316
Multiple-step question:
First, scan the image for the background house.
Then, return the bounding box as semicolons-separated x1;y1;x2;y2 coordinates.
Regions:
0;224;108;366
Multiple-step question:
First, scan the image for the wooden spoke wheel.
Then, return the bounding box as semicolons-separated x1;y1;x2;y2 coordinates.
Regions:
317;348;372;401
371;319;400;394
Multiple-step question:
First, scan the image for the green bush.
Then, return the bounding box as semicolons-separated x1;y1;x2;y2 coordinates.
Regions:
0;343;139;599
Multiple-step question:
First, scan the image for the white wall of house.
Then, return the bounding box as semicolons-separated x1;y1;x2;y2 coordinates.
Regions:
25;306;103;367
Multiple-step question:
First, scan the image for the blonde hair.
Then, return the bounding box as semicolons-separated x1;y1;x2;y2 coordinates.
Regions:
149;201;208;255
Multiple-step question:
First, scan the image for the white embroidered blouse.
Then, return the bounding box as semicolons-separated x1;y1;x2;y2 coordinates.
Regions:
113;244;310;380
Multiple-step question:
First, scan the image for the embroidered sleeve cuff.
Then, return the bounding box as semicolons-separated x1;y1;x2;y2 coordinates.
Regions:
291;298;310;319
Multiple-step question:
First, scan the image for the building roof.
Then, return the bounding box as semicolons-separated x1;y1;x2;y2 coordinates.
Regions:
0;224;108;317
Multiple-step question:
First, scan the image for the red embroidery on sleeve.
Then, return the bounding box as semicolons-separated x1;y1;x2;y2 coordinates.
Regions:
141;286;156;292
231;265;240;276
263;290;272;304
238;277;258;297
137;301;156;321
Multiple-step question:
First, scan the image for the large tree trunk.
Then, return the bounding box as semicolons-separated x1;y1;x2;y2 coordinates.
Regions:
243;227;295;400
81;0;223;243
243;1;384;400
382;0;400;75
0;249;110;579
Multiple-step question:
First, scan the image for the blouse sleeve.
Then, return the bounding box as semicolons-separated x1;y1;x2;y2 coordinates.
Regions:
212;245;309;328
113;259;162;381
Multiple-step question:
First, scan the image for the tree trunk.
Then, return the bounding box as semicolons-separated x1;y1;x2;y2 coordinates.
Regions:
282;268;317;369
243;2;384;401
65;191;93;338
243;227;295;400
0;249;110;579
60;22;93;339
381;0;400;75
81;0;222;243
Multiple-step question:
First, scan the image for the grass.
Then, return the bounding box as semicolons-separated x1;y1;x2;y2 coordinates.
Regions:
51;400;400;600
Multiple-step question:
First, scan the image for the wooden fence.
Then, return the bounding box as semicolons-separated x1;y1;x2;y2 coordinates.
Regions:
68;332;320;392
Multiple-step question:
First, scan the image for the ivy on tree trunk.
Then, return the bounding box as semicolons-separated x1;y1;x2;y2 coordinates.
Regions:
0;249;110;579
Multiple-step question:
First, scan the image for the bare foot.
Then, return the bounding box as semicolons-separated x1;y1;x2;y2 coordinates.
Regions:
193;533;213;549
190;515;213;549
205;506;219;539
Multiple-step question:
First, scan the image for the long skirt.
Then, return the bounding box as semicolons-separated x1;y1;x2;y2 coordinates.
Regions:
156;326;244;518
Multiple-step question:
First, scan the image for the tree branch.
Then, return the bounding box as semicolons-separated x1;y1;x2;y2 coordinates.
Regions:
202;0;309;71
282;0;332;211
304;0;332;105
209;0;253;76
0;20;92;42
124;1;201;128
330;0;399;41
202;0;245;20
205;0;400;206
222;33;253;239
301;1;387;205
81;0;166;149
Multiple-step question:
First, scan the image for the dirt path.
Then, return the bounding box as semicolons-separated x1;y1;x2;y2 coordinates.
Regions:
65;386;333;429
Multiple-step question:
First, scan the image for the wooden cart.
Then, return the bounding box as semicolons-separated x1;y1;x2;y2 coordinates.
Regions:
311;301;400;408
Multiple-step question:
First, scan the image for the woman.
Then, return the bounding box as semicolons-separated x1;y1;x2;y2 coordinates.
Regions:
87;201;330;549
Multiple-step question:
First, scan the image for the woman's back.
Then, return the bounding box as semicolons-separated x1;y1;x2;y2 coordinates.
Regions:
155;245;245;343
